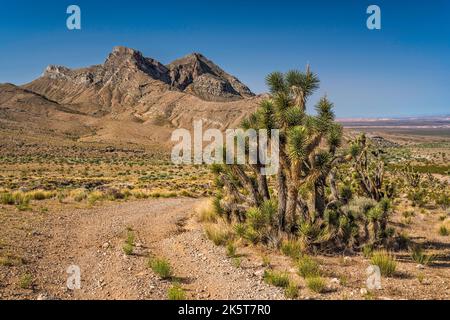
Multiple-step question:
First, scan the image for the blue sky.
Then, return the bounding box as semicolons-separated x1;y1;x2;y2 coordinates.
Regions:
0;0;449;117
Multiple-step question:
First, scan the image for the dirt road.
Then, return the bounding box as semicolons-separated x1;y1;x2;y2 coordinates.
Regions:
0;198;283;300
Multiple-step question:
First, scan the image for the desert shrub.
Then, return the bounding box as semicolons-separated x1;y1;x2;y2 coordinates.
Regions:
339;185;353;204
410;246;434;265
196;200;217;223
407;188;427;207
435;193;450;210
0;254;24;267
168;283;186;300
395;232;411;250
281;240;303;260
122;230;135;255
232;257;242;268
149;258;172;279
243;226;260;244
19;273;33;289
160;192;177;198
298;255;321;278
88;191;104;205
28;190;54;201
205;225;231;246
233;223;247;238
305;276;326;293
212;195;224;216
0;192;14;205
371;250;397;277
13;192;31;206
226;242;237;257
261;255;271;267
71;189;88;202
122;243;133;255
263;270;290;288
362;244;374;258
131;189;149;199
285;282;299;299
438;225;449;236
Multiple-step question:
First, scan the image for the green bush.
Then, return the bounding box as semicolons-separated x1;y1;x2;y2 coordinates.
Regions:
263;270;290;288
281;240;303;260
371;251;397;277
149;258;173;279
226;242;237;257
205;225;231;246
298;255;320;278
19;273;33;289
285;282;299;299
168;283;186;300
305;276;326;293
439;225;449;236
410;246;434;266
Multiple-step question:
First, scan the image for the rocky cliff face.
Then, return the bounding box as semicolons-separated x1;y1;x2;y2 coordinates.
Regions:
25;46;255;116
167;53;254;101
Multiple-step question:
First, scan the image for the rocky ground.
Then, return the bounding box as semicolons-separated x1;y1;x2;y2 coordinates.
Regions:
0;198;283;300
1;196;449;300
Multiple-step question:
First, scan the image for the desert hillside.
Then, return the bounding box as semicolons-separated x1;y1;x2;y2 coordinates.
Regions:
1;46;262;148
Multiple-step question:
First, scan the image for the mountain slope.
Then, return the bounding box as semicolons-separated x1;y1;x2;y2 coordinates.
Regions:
2;47;261;148
23;46;255;117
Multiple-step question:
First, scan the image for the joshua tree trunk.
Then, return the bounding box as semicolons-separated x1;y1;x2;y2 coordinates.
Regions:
329;169;339;201
313;177;326;218
252;165;270;202
277;168;287;232
286;183;299;230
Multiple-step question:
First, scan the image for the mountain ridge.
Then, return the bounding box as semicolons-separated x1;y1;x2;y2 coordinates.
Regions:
1;47;261;147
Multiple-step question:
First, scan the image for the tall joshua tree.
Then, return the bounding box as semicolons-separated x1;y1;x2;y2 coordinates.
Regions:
214;67;344;234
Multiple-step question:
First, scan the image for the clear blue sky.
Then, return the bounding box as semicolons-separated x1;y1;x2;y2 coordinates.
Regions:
0;0;449;117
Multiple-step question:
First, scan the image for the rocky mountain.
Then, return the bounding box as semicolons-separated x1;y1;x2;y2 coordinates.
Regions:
167;52;254;101
1;47;260;148
24;46;255;116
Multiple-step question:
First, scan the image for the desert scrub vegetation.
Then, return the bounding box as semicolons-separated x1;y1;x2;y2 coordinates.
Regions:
168;283;187;300
305;276;326;293
438;225;449;236
370;250;397;277
297;255;321;278
196;200;218;223
148;257;173;279
226;241;237;257
205;69;400;259
263;269;290;288
280;240;303;260
122;229;135;255
410;246;434;266
0;153;213;210
204;224;232;246
284;282;299;299
0;253;24;267
19;273;33;289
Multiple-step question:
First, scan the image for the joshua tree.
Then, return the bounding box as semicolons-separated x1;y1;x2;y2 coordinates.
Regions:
348;134;385;201
214;68;344;233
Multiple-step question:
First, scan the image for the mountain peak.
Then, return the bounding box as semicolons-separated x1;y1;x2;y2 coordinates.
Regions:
32;46;254;106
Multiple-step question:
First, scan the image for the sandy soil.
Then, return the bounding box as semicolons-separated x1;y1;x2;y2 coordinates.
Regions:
0;198;283;300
